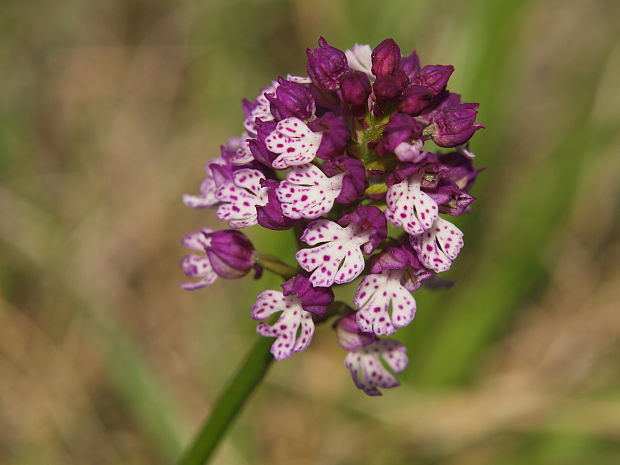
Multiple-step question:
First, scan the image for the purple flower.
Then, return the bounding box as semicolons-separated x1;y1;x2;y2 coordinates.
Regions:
334;313;377;351
266;77;315;121
412;65;454;96
306;37;348;91
180;228;218;290
281;273;334;316
220;135;254;166
340;70;372;106
322;156;368;205
344;338;408;396
307;112;350;160
371;39;401;78
202;230;255;279
249;120;278;167
243;82;277;135
256;179;296;230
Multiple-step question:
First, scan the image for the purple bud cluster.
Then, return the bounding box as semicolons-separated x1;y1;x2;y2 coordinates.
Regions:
181;38;483;396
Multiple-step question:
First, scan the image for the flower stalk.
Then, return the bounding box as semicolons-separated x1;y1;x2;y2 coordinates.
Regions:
177;337;274;465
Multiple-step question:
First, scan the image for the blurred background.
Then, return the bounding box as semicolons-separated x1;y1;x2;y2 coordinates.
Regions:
2;0;620;464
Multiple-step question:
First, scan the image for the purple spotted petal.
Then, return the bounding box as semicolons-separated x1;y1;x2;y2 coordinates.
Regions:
410;217;464;272
216;169;268;228
276;164;343;219
265;117;322;169
296;219;370;287
385;173;439;235
180;228;217;290
354;270;416;335
344;339;408;396
182;160;226;209
370;243;433;292
221;135;254;166
251;290;315;361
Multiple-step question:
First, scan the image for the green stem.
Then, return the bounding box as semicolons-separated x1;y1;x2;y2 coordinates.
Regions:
255;252;297;280
177;336;274;465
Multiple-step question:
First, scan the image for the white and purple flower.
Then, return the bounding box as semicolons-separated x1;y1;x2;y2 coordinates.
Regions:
385;173;439;235
277;164;343;219
344;339;408;396
180;228;217;290
215;169;268;228
410;217;464;272
296;206;387;288
265;117;323;169
251;275;333;361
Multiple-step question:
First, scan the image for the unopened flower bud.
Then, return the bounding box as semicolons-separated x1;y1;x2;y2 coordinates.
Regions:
399;51;421;80
398;85;434;115
202;230;255;279
373;70;409;100
266;77;315;121
429;103;484;147
340;70;372;106
371;38;401;78
306;37;348;91
412;65;454;95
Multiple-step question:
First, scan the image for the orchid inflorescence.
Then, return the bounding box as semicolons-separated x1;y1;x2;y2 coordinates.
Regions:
181;38;483;396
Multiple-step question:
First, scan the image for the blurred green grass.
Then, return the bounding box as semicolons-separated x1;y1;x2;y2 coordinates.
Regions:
1;0;620;464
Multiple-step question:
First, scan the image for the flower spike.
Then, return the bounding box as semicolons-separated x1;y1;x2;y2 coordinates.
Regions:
180;37;484;397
